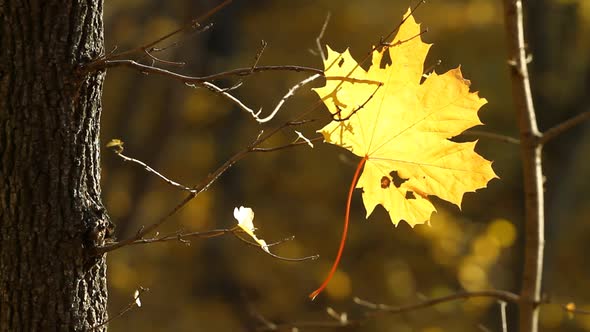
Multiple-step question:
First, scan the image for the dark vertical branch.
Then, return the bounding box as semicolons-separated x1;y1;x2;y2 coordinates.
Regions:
502;1;544;331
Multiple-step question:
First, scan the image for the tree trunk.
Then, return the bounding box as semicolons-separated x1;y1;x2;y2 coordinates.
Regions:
0;0;109;331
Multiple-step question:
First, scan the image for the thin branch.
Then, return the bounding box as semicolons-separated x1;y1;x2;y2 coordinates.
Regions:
500;301;508;332
225;40;269;91
95;146;250;254
250;40;268;73
120;228;235;247
503;1;544;331
87;0;231;66
98;101;325;254
423;59;442;75
462;130;520;145
194;73;321;125
379;0;426;46
265;235;295;247
316;12;331;61
90;287;149;330
193;81;261;118
253;294;590;331
255;74;321;123
255;307;359;331
381;28;429;48
111;149;195;193
97;150;248;253
149;23;213;56
354;290;520;316
286;119;316;126
232;232;318;262
144;49;186;67
251;137;322;153
98;60;323;80
257;320;359;331
540;111;590;144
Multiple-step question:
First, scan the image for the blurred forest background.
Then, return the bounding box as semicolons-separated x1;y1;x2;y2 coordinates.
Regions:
101;0;590;331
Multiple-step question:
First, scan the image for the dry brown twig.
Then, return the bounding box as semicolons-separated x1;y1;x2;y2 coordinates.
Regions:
253;291;590;331
540;110;590;145
97;81;324;254
100;130;318;262
355;290;520;315
107;144;195;193
255;309;360;332
85;0;232;69
254;290;519;331
463;130;521;145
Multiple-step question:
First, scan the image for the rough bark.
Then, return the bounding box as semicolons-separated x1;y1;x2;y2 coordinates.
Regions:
0;0;109;331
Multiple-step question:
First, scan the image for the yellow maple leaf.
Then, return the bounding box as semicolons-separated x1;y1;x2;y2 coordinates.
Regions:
310;10;497;299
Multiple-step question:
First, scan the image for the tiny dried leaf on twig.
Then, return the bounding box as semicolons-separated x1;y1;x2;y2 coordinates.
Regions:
106;139;124;154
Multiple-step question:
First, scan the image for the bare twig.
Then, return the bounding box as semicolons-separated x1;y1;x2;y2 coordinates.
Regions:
354;290;520;316
193;81;261;118
121;228;235;247
423;59;442;76
381;28;429;48
90;287;149;330
254;74;321;123
194;73;322;125
111;149;195;193
119;225;318;262
255;306;359;331
96;146;250;254
265;235;295;247
143;49;186;67
250;40;268;73
257;320;359;331
316;12;331;61
540;111;590;144
251;137;323;153
148;23;213;56
253;294;590;332
232;232;318;262
224;40;269;92
500;301;508;332
86;0;231;68
503;1;544;331
98;60;323;80
380;0;426;46
462;130;520;145
98;99;325;254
